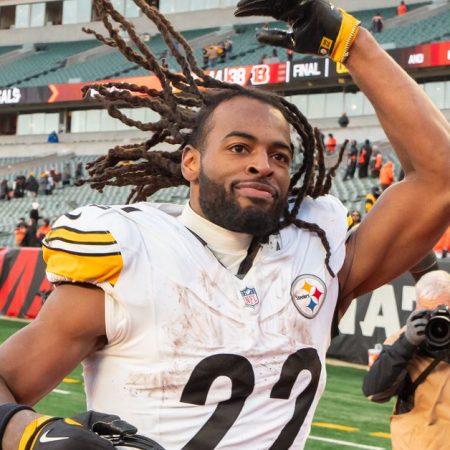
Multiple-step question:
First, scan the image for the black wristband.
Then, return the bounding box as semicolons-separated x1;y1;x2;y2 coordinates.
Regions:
0;403;35;446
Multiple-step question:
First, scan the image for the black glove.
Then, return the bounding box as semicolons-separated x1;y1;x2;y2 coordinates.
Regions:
404;308;429;346
235;0;361;63
19;415;116;449
73;410;167;450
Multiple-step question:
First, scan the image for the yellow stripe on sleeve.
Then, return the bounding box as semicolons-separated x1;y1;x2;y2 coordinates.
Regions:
46;227;117;245
43;246;123;286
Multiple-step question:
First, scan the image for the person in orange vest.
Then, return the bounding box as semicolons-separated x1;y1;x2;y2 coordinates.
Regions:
358;144;370;178
397;1;408;16
433;226;450;258
14;219;27;246
325;133;337;153
370;151;383;178
37;218;51;242
379;160;395;190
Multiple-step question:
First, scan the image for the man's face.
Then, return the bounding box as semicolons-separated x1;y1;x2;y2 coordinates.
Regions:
184;96;292;236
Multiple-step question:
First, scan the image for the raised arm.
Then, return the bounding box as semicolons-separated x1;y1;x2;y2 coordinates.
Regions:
235;0;450;313
337;29;450;309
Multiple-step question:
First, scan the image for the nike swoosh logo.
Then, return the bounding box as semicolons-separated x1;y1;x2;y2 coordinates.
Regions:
65;212;81;220
39;430;70;443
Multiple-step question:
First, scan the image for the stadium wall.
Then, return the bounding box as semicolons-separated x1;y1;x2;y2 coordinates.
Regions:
329;259;450;364
1;246;449;365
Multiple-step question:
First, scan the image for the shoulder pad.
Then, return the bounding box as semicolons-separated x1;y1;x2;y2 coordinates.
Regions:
42;205;123;286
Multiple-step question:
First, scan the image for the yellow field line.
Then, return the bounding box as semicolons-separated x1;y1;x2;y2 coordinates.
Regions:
313;421;391;441
313;421;359;432
63;377;81;384
369;432;391;439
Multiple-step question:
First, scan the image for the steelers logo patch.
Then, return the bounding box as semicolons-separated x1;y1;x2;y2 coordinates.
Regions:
291;274;327;319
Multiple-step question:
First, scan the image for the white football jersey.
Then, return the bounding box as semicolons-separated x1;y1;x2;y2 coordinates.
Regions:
43;195;347;450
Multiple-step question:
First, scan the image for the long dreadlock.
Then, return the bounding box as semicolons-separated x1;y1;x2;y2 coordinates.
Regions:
82;0;347;276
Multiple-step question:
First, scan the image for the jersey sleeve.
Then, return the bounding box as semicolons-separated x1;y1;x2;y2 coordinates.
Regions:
42;206;123;288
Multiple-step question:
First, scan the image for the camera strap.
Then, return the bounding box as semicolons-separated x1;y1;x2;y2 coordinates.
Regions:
396;357;442;415
409;357;442;394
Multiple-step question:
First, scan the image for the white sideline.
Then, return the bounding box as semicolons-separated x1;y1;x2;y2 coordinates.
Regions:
308;435;386;449
52;389;70;395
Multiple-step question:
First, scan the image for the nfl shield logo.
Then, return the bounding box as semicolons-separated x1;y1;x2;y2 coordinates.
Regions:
240;287;259;308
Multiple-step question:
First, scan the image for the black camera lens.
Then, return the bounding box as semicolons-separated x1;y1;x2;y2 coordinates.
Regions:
425;315;450;349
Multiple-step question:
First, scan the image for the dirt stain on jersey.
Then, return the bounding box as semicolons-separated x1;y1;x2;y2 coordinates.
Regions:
125;366;189;401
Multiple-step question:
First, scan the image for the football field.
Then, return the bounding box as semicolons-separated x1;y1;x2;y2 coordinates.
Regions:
1;318;394;449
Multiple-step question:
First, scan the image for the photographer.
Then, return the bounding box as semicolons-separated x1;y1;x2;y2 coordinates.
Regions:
363;270;450;450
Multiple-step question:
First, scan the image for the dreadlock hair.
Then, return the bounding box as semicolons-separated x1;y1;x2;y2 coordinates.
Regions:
82;0;347;276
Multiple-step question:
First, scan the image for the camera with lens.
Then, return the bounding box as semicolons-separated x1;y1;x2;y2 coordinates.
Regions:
424;305;450;350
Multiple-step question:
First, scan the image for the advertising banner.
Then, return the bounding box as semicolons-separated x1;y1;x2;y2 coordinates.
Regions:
5;41;449;106
328;259;450;364
0;247;52;319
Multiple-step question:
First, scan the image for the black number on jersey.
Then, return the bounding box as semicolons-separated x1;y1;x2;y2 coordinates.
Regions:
180;354;254;449
269;348;321;449
180;349;321;449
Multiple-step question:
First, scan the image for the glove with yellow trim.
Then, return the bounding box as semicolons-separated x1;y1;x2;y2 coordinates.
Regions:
234;0;361;63
19;412;120;449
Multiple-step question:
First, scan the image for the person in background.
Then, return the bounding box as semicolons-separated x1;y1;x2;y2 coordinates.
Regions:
347;209;362;230
379;160;395;190
362;139;372;177
371;12;384;33
50;169;62;190
358;145;368;178
397;1;408;16
365;186;381;213
47;131;59;143
29;202;40;222
0;180;11;201
433;226;450;259
14;219;27;247
62;163;72;187
338;112;349;128
326;133;337;153
12;175;26;198
370;150;383;178
21;218;40;248
363;270;450;450
37;218;51;242
224;38;233;59
343;139;358;180
25;173;39;197
45;171;54;195
75;161;84;181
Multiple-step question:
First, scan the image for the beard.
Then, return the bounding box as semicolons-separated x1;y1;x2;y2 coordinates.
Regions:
198;169;287;237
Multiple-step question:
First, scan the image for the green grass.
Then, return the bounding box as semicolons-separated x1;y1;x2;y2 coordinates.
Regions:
306;364;394;449
1;318;394;449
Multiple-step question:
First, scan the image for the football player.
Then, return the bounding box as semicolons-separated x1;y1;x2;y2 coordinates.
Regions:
0;1;449;449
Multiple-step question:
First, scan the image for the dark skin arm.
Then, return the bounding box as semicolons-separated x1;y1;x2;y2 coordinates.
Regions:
0;284;106;450
337;29;450;317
